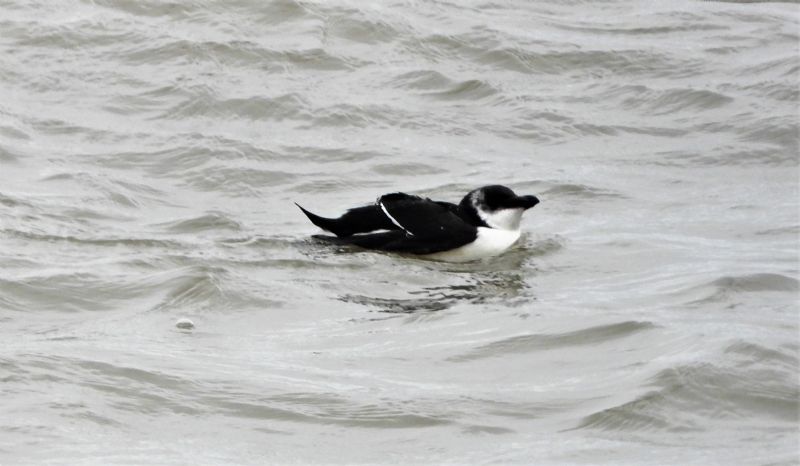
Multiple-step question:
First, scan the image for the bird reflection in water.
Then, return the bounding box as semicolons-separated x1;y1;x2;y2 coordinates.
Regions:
338;239;540;318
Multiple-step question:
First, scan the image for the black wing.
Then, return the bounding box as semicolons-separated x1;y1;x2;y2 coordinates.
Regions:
373;193;477;254
296;203;399;237
301;193;476;255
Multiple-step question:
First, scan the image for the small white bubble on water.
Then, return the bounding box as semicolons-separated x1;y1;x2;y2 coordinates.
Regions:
175;318;195;330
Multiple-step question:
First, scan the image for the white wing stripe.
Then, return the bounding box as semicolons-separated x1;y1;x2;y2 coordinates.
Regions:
379;201;414;236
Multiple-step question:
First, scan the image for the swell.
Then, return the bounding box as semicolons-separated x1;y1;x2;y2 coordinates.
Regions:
450;321;656;362
705;273;800;293
0;2;797;463
155;212;242;234
0;264;276;314
680;273;800;306
118;39;359;70
540;182;625;200
404;31;702;77
598;85;735;115
11;355;452;429
94;141;280;172
206;396;450;428
575;341;800;433
151;85;491;135
157;92;312;121
90;143;296;196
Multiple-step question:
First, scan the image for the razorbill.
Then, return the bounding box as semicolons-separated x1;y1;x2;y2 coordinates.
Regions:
296;185;539;262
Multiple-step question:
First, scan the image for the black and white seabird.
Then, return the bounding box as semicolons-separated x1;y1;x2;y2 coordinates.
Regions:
296;185;539;262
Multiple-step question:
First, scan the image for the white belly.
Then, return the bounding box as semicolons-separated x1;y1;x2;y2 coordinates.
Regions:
423;227;521;262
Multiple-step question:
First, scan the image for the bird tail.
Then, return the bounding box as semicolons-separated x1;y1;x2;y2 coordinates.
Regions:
295;203;347;237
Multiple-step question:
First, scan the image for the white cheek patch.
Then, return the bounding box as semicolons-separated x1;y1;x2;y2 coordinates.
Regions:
479;208;524;231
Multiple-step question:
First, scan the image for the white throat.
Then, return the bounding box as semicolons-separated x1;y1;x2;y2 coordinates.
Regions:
477;207;524;231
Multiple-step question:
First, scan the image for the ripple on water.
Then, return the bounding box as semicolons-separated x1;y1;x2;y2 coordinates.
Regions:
449;321;656;362
610;85;735;115
0;145;20;163
481;48;699;77
304;103;440;130
158;92;311;122
0;124;30;141
281;145;382;164
203;394;452;429
326;15;401;45
0;263;267;315
370;162;446;176
39;356;204;416
683;272;800;306
148;265;229;313
1;228;185;250
523;237;564;257
155;212;242;234
421;79;499;101
0;192;34;208
576;343;800;433
292;178;387;194
87;0;198;19
181;166;298;196
707;273;800;293
540;183;625;200
95;141;280;176
340;294;461;314
0;272;138;313
390;70;454;91
738;115;799;153
0;0;797;463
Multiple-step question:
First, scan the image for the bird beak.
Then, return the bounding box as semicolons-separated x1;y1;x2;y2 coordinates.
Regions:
511;195;540;210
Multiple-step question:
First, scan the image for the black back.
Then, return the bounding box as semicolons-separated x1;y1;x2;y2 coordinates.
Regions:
303;193;479;254
373;193;478;253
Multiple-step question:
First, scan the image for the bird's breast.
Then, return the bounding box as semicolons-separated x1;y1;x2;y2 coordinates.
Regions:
423;227;521;262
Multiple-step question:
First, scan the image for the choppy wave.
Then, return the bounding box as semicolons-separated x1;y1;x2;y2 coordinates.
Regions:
578;341;800;432
450;321;656;362
0;0;798;464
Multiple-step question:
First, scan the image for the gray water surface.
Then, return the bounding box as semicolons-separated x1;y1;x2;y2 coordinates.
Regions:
1;0;799;464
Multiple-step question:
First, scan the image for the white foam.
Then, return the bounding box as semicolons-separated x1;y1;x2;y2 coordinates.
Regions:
175;318;195;330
